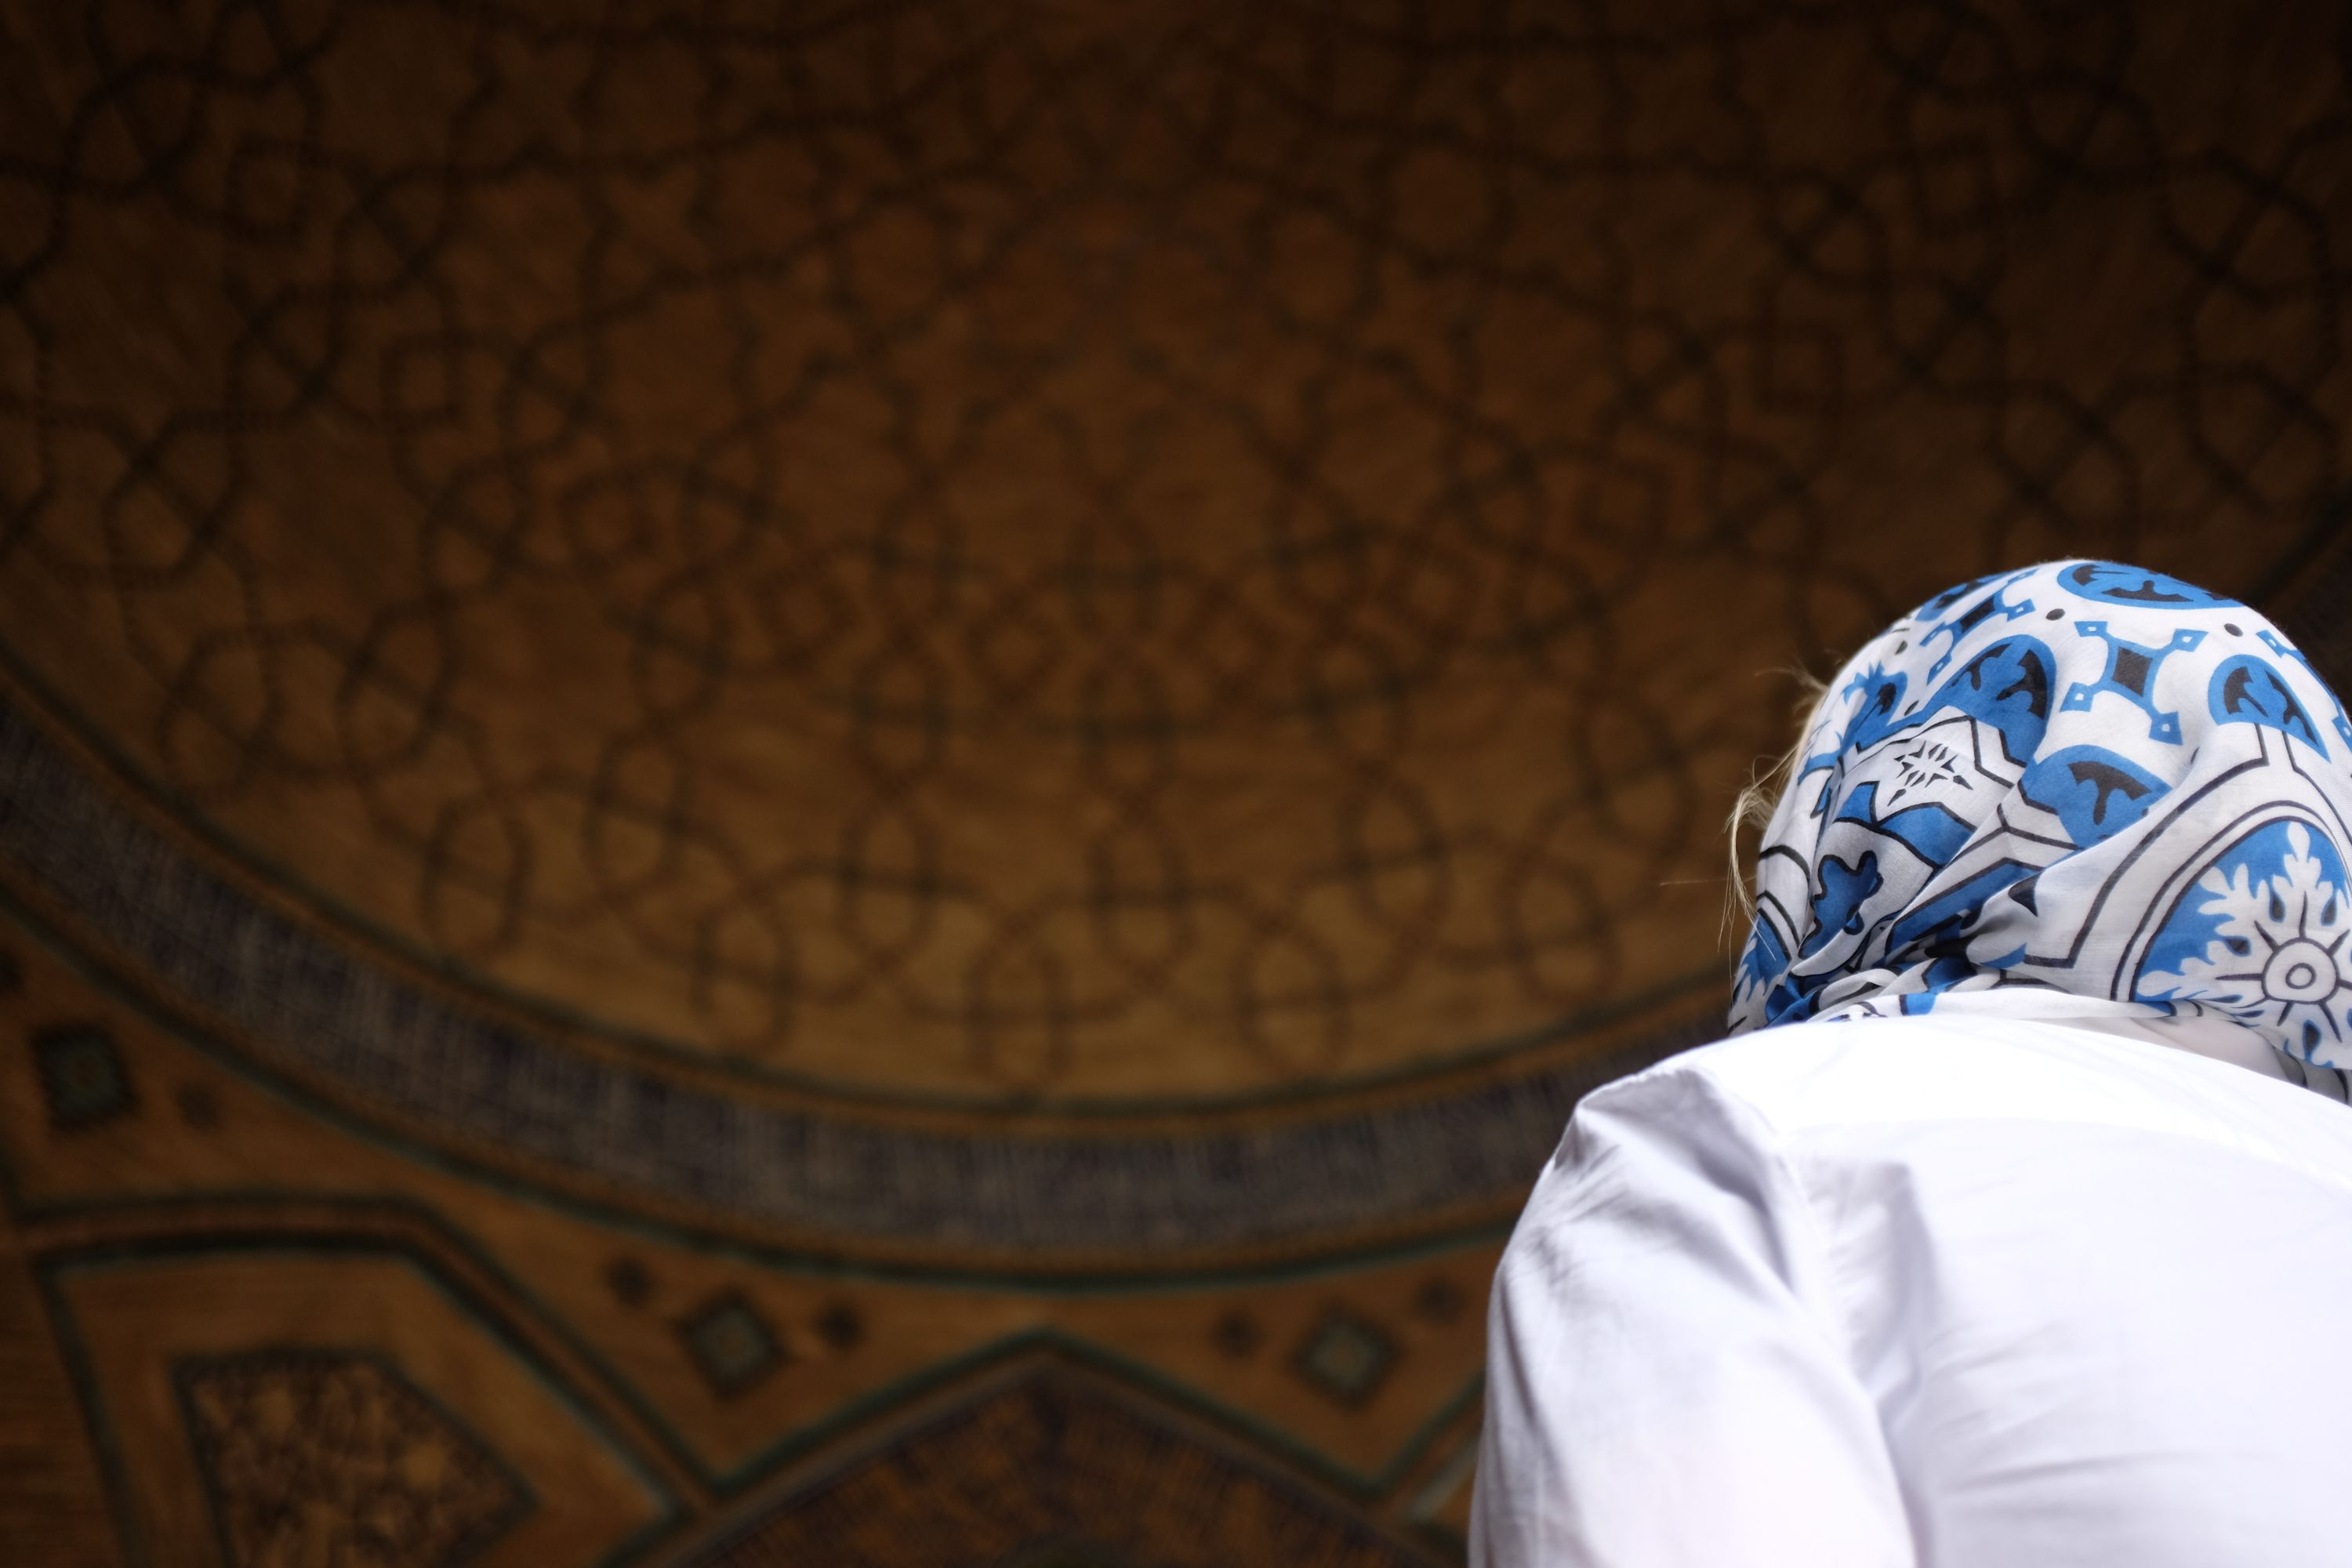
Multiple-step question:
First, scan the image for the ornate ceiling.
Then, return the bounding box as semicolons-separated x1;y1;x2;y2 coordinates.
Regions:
1;0;2348;1563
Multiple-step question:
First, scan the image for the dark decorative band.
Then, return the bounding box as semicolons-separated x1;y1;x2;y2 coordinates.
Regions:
0;694;1704;1256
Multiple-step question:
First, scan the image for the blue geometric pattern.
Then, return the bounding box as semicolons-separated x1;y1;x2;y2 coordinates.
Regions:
2209;654;2327;755
1293;1308;1397;1408
677;1290;786;1398
2257;629;2352;755
2053;561;2234;608
1733;558;2352;1072
31;1024;135;1131
2061;622;2205;743
1915;567;2038;681
2136;820;2352;1061
2016;747;2169;845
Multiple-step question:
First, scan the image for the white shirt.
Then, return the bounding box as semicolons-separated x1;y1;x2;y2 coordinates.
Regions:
1469;1015;2352;1568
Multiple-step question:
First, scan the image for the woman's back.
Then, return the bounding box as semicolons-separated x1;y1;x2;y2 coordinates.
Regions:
1473;560;2352;1565
1472;1014;2352;1567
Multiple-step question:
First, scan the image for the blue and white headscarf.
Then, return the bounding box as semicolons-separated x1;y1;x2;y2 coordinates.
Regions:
1730;559;2352;1087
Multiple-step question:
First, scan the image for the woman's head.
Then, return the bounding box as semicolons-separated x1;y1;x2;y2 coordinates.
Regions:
1729;560;2352;1069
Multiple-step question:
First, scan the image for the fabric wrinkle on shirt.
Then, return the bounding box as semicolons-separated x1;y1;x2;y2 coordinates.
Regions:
1469;1014;2352;1568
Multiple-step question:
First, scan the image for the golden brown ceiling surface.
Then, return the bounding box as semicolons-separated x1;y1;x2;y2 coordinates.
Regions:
2;0;2350;1563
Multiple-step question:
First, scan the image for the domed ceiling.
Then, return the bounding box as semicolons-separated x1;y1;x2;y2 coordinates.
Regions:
2;0;2349;1563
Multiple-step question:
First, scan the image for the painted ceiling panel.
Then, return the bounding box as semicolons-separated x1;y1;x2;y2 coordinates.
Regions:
2;0;2349;1562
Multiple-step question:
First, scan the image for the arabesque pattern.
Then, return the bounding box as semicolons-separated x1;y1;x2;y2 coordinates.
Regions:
2;2;2350;1565
5;0;2348;1104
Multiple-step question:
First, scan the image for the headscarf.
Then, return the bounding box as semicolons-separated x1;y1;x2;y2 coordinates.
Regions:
1730;558;2352;1092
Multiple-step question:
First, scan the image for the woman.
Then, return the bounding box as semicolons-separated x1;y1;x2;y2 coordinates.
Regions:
1470;560;2352;1567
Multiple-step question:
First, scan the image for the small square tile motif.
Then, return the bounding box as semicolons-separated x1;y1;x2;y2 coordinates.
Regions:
1293;1307;1396;1408
677;1290;784;1397
813;1301;862;1352
32;1024;134;1131
1412;1275;1466;1325
604;1256;655;1308
1210;1310;1261;1359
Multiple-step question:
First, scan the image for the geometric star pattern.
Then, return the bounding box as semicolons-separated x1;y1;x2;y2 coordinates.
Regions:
177;1349;531;1568
4;0;2350;1111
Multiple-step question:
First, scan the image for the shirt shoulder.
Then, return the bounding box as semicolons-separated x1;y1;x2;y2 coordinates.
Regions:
1589;1014;2352;1186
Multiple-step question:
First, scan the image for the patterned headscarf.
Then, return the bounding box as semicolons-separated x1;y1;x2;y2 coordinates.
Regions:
1730;559;2352;1085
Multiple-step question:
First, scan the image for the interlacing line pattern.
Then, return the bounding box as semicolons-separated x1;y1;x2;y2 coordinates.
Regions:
0;0;2347;1102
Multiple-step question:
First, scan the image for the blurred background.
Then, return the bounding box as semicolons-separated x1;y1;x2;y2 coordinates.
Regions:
2;0;2350;1563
